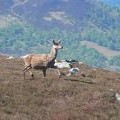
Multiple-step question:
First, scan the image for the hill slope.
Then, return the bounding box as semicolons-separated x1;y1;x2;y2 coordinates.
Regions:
0;55;120;119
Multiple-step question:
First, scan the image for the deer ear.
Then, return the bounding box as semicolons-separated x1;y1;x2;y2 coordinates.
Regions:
53;39;55;44
58;40;61;43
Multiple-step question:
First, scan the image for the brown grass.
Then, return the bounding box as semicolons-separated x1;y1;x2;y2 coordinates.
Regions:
0;55;120;120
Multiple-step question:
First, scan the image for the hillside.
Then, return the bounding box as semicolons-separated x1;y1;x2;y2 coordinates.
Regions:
0;0;120;71
1;0;120;30
81;41;120;57
0;55;120;119
1;0;92;30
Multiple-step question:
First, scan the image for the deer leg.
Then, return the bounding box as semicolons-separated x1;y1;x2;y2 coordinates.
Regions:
23;67;30;79
23;69;27;80
43;69;47;78
57;69;61;78
53;66;61;78
23;66;33;80
23;64;31;71
23;65;31;73
28;70;34;80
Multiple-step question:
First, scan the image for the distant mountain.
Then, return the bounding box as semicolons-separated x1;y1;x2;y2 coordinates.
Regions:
1;0;120;30
1;0;91;30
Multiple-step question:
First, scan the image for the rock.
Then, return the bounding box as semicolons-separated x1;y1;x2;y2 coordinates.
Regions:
115;93;120;102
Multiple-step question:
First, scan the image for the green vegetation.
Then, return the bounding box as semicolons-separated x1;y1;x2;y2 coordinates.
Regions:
0;22;115;70
0;1;120;71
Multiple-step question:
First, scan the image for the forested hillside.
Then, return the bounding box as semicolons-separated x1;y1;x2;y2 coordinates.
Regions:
0;0;120;71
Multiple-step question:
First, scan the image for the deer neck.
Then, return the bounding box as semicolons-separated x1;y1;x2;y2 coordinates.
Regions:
50;47;58;60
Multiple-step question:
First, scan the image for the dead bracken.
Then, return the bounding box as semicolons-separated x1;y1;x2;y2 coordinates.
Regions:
0;55;120;120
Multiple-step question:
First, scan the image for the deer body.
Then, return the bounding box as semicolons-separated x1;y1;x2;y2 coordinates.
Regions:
22;40;63;79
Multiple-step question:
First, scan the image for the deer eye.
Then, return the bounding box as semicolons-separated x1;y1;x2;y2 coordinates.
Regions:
54;43;59;45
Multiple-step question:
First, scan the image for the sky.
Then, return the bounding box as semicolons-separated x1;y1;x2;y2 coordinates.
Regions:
100;0;120;6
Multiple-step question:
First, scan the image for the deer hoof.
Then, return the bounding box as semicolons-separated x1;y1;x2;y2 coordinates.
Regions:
30;74;34;80
58;75;61;78
43;76;47;79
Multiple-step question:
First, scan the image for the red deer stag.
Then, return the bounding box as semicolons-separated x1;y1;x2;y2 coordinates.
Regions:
22;40;63;79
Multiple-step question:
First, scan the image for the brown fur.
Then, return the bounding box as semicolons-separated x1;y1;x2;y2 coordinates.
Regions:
22;40;63;79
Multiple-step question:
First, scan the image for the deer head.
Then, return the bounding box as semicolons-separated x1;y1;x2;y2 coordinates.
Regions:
52;40;63;50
